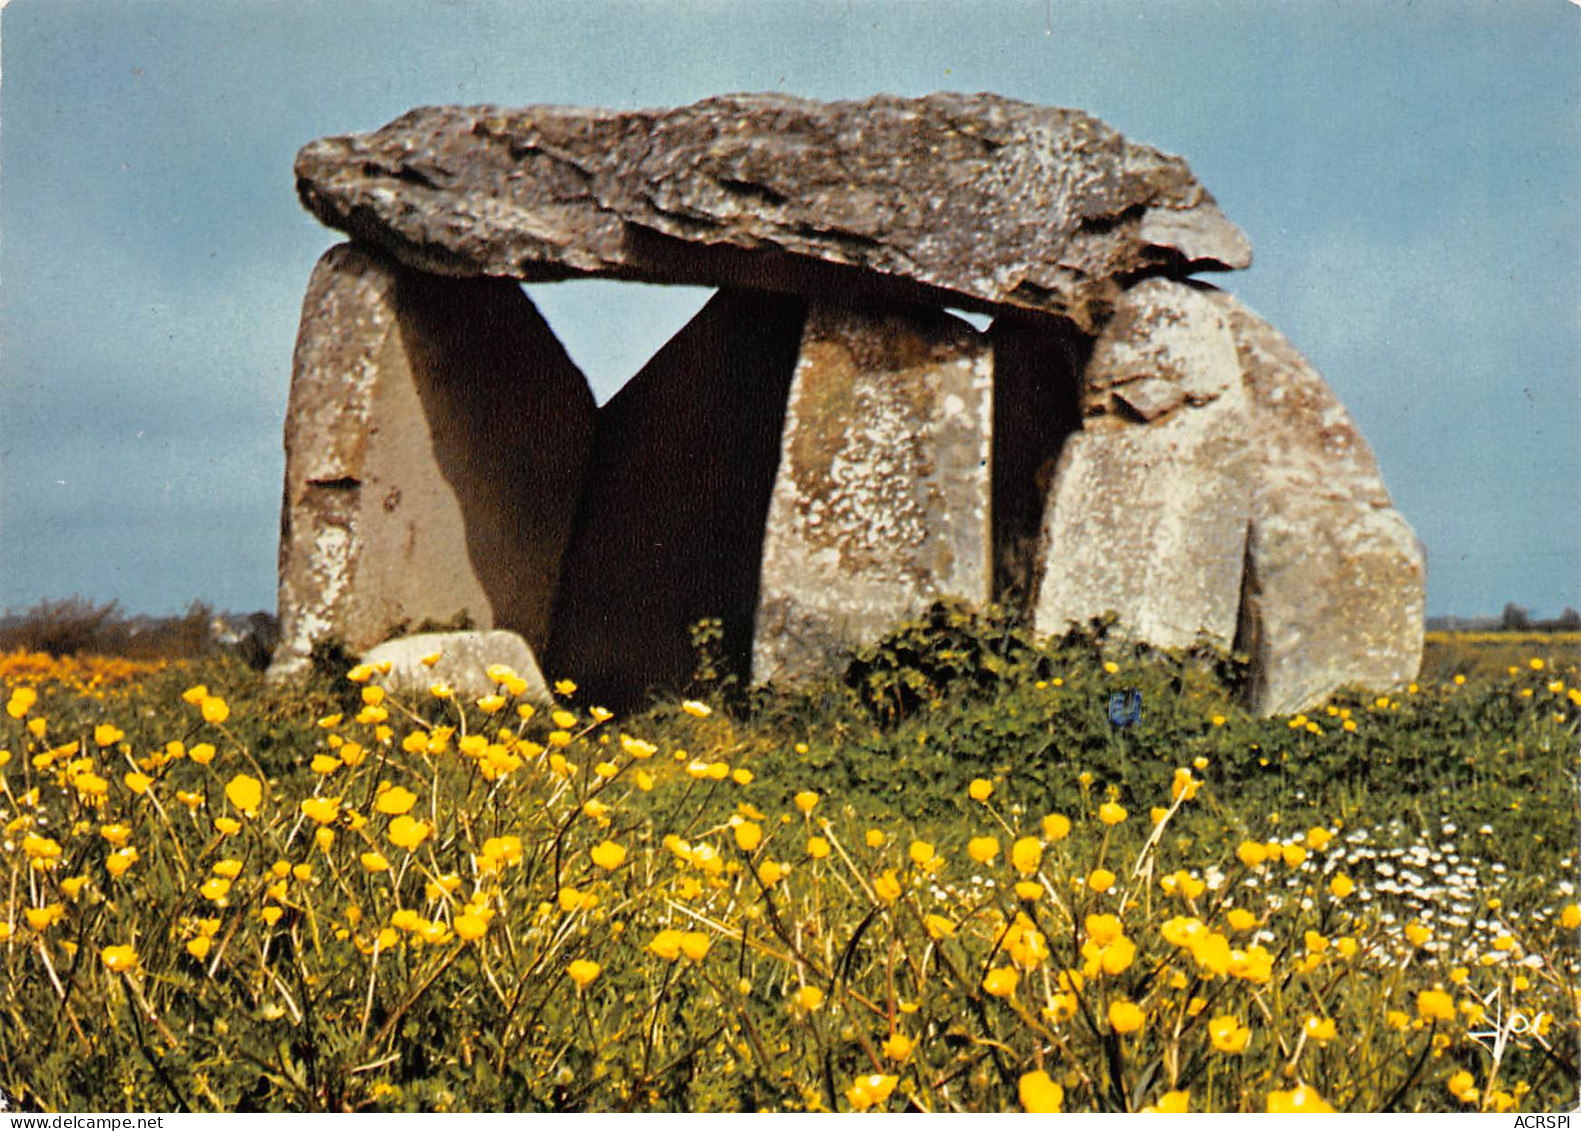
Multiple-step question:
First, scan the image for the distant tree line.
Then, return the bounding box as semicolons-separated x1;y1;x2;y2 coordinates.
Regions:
1427;605;1581;633
0;597;278;667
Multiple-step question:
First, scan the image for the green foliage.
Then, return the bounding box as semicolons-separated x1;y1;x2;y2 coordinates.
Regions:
0;617;1575;1113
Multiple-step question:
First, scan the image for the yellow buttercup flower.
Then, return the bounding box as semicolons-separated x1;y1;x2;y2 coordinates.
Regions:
845;1073;897;1111
387;815;430;850
681;700;712;718
93;724;125;748
1098;801;1127;825
1329;874;1355;898
375;785;417;816
1417;989;1455;1021
791;984;825;1011
301;797;340;824
100;944;138;973
967;836;999;863
793;791;820;814
199;877;232;903
620;734;658;759
1304;1015;1336;1041
105;848;138;878
734;821;763;852
590;840;627;870
968;778;993;801
1144;1091;1190;1113
1042;813;1071;841
566;959;601;989
1267;1086;1334;1113
881;1032;912;1061
808;836;831;859
873;870;902;903
1088;868;1116;893
1108;999;1145;1034
5;687;37;718
982;967;1018;997
908;840;936;866
1447;1070;1478;1104
1208;1015;1250;1053
1011;837;1043;875
200;696;230;724
1019;1070;1064;1113
757;860;786;887
224;774;262;815
679;932;711;961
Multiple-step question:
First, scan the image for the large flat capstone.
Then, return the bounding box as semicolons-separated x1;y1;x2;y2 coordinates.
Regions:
269;243;593;680
294;92;1251;332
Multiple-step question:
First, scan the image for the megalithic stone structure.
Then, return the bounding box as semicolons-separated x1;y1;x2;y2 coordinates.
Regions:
279;92;1425;714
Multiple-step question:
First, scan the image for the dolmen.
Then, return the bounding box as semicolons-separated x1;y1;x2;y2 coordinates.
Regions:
269;92;1425;715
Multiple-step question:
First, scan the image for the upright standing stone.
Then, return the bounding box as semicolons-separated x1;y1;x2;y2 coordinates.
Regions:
752;303;994;683
1031;279;1252;648
545;290;809;710
1204;290;1425;715
269;242;594;679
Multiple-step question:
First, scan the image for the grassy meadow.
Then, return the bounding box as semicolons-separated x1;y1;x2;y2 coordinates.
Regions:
0;605;1576;1112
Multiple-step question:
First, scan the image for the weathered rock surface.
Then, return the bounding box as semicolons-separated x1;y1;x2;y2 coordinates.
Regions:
361;630;550;705
1204;290;1425;715
545;290;809;710
294;92;1251;332
753;303;994;683
268;242;593;680
1031;279;1252;648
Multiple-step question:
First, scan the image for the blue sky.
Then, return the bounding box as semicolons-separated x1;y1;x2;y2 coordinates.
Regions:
1;0;1577;618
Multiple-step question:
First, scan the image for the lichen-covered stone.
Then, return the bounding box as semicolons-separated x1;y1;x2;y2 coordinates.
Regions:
294;93;1251;332
1032;279;1252;648
361;630;551;705
1205;290;1425;715
268;242;593;679
753;303;993;683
